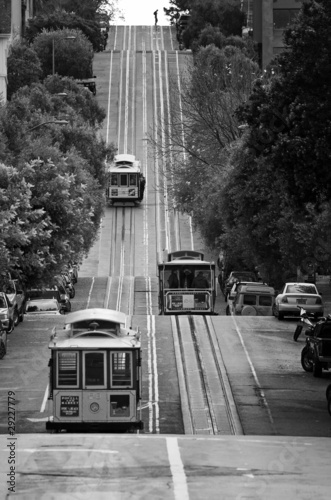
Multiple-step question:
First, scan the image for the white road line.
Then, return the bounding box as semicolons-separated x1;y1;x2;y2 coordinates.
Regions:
124;49;130;153
117;50;124;150
231;315;276;431
147;313;153;433
40;384;49;413
114;25;117;51
86;277;94;309
151;314;159;433
153;51;162;258
175;51;194;250
106;50;114;144
158;49;170;252
16;448;119;454
169;25;174;51
166;437;189;500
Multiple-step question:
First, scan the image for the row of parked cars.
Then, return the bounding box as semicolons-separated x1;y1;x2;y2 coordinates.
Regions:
221;271;325;319
0;263;79;359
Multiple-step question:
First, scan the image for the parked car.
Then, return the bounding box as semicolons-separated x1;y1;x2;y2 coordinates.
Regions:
273;282;323;320
226;281;268;316
221;271;258;301
0;322;7;359
229;284;275;316
0;292;15;333
25;298;64;317
2;279;25;326
26;288;69;313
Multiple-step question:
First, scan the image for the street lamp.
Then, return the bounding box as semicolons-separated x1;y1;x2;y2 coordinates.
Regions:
52;36;76;76
27;120;69;132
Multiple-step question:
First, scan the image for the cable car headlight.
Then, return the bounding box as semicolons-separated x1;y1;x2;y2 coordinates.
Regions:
90;402;100;413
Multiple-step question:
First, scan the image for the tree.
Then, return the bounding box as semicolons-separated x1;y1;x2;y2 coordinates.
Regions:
0;76;116;285
150;44;259;247
222;0;331;282
26;11;104;52
31;28;94;79
181;0;245;48
163;0;192;25
7;41;42;100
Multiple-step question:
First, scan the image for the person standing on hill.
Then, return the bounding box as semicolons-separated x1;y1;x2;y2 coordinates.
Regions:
154;9;158;26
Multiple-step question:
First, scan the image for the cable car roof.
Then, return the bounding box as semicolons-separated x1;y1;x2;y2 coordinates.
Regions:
65;308;127;326
160;259;215;266
49;336;140;349
107;154;141;173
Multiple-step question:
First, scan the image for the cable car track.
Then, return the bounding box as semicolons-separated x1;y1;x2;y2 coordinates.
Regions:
173;315;243;435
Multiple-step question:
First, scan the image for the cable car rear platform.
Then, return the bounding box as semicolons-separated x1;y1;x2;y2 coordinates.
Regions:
2;434;330;499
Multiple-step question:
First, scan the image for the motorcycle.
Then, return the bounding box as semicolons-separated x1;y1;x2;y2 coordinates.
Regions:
297;307;331;377
293;307;315;341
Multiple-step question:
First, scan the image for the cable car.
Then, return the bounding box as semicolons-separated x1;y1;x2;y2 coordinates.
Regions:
46;308;143;432
157;250;217;315
106;154;146;206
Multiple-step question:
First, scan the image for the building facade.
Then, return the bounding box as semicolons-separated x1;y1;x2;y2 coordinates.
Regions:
253;0;302;68
0;0;34;102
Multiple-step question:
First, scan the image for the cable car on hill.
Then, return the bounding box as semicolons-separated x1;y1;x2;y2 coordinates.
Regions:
46;308;143;433
157;250;217;315
106;154;146;206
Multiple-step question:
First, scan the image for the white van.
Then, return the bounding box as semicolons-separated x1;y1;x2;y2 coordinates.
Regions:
229;284;275;316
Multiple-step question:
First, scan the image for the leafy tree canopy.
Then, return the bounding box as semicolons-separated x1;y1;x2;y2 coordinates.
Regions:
31;28;94;79
26;10;104;52
220;0;331;283
0;75;116;285
7;41;42;100
181;0;245;48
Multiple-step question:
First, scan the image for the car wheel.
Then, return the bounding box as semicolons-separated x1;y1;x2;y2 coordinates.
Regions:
0;340;6;359
326;384;331;401
226;305;230;316
241;305;257;316
313;358;322;378
7;319;14;334
19;309;24;322
328;398;331;417
13;308;19;327
70;287;75;299
277;311;284;320
301;346;313;372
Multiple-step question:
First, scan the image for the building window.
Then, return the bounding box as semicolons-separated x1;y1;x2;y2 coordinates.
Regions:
273;9;300;29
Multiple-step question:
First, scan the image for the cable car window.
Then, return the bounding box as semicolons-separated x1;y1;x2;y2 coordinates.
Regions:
129;174;136;186
110;174;118;186
57;352;79;387
110;394;130;417
120;174;128;186
84;351;106;388
111;352;132;387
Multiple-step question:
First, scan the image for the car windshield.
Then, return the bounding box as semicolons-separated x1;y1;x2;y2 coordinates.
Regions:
285;284;317;294
26;300;58;312
231;273;256;282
